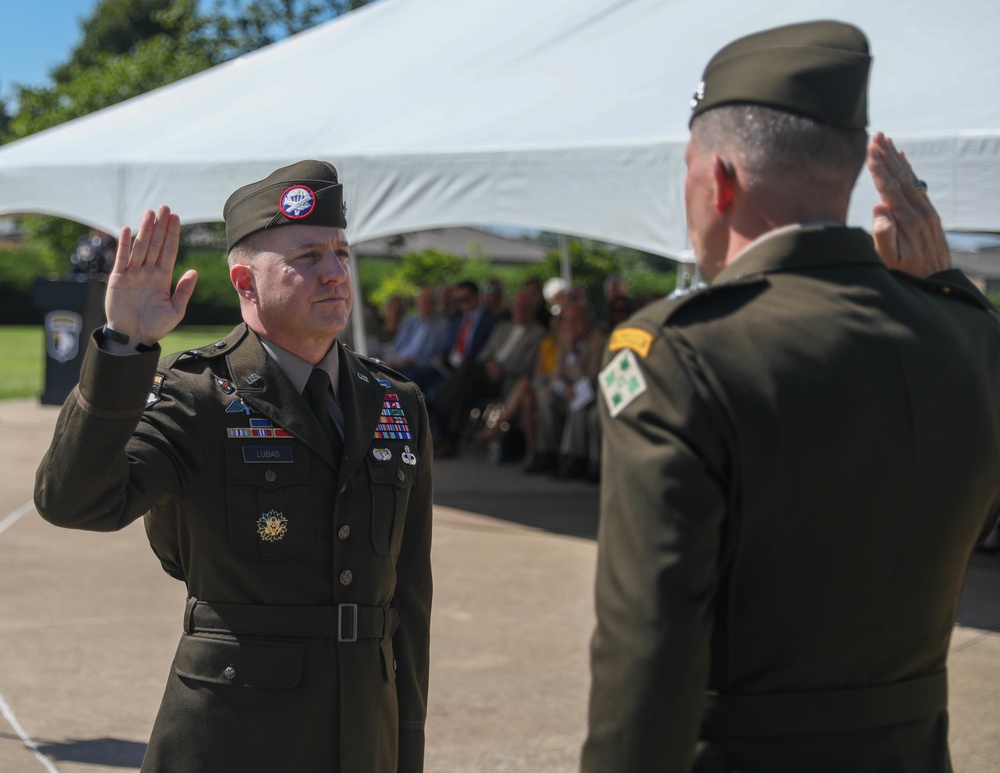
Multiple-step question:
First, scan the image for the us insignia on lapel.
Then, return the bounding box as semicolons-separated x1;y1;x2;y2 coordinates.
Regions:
257;510;288;542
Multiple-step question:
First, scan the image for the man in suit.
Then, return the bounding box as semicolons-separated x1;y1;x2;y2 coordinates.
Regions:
34;161;433;773
385;285;450;389
441;280;498;370
583;21;1000;773
431;288;546;457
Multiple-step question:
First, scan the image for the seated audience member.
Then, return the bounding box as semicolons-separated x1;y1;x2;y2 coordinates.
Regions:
522;277;552;328
378;294;408;350
416;280;498;399
386;286;450;390
483;277;510;321
432;289;546;457
526;302;604;480
498;309;564;470
441;280;498;368
543;277;571;317
603;274;630;304
436;281;458;322
602;294;635;334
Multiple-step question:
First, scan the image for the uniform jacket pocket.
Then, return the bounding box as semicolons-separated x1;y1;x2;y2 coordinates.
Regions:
367;459;416;557
174;634;304;689
224;441;314;560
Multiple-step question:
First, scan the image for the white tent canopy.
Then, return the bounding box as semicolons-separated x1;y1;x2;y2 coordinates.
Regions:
0;0;997;262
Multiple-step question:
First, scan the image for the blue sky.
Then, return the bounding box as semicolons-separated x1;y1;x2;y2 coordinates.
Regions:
1;0;100;99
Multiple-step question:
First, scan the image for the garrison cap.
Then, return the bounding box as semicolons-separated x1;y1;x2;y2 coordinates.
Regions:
689;20;871;130
224;160;347;251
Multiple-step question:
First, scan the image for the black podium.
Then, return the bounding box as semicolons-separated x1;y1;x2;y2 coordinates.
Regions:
34;279;107;405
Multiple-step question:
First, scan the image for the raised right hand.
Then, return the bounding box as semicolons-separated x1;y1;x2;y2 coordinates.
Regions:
866;132;951;277
105;205;198;346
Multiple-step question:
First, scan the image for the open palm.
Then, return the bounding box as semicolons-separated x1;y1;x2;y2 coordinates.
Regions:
105;205;199;345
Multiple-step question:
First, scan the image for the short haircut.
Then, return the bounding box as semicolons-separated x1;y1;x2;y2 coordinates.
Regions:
456;279;479;296
691;105;868;194
227;231;264;268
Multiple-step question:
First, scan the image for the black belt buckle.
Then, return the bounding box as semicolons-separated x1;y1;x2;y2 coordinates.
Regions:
338;603;358;642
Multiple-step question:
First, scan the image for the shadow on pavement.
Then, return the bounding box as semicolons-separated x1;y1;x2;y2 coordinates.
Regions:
32;737;147;767
432;450;599;540
432;450;1000;630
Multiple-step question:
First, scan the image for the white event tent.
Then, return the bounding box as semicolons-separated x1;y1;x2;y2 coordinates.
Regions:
0;0;997;263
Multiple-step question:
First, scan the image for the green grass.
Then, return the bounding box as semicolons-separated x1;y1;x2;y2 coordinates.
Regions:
0;325;232;401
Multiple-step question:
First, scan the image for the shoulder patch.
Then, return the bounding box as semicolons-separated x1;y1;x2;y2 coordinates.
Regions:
146;372;166;408
609;327;654;358
599;349;647;417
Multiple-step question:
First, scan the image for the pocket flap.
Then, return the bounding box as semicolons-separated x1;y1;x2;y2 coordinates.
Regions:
367;460;417;487
174;634;304;689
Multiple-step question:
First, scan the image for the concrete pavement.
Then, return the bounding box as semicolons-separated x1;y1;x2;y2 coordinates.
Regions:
0;397;997;772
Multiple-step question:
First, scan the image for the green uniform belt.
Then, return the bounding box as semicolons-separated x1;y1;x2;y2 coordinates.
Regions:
183;597;399;643
701;670;948;737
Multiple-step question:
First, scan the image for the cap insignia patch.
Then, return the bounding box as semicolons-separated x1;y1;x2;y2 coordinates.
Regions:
280;185;317;219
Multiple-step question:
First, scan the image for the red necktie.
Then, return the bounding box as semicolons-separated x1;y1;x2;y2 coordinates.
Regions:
455;314;472;355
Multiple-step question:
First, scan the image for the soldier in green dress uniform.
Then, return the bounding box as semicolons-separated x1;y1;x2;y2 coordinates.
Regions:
35;161;433;773
583;21;1000;773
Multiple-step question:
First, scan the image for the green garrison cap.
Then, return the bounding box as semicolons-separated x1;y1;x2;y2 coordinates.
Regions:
224;160;347;251
690;20;871;129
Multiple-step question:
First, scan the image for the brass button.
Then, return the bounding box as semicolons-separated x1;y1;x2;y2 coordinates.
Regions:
397;469;405;481
223;666;236;680
340;570;353;586
265;470;277;483
338;525;351;540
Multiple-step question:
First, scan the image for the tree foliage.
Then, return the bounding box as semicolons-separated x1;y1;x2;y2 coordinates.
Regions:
537;238;677;309
6;0;212;142
208;0;370;57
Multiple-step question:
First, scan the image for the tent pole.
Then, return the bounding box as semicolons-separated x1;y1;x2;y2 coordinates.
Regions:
350;263;368;356
559;233;573;285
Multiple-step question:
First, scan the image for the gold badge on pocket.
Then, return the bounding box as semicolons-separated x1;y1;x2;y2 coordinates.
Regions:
257;510;288;542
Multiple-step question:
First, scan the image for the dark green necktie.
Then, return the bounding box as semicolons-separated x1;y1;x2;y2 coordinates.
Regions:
304;368;343;459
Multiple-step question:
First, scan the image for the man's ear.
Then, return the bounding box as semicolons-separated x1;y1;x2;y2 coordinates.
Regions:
712;156;736;213
230;264;257;301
